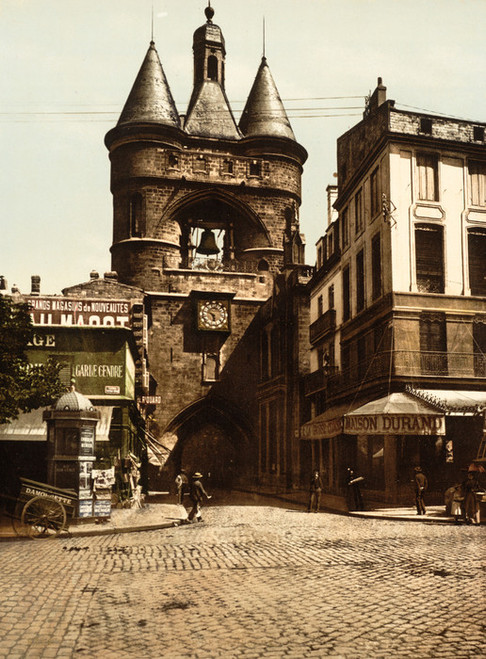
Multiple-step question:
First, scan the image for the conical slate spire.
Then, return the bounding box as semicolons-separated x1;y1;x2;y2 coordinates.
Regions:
239;57;295;140
117;42;180;128
184;82;240;139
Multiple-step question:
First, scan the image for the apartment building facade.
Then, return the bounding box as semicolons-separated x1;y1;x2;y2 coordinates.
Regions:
303;79;486;508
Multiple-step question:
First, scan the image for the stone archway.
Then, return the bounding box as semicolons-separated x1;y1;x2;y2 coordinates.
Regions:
180;422;236;488
164;396;254;490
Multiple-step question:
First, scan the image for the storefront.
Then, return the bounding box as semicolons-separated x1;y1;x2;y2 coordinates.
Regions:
299;390;485;508
343;392;446;505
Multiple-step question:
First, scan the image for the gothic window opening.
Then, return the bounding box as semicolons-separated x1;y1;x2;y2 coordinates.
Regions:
202;352;220;382
194;155;207;173
468;228;486;295
258;259;269;272
207;55;218;80
415;224;444;293
129;193;144;237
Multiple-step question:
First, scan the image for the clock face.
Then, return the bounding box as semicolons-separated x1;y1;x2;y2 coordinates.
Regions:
198;300;229;331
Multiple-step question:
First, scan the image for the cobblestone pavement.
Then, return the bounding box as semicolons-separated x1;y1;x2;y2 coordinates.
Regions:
0;495;484;659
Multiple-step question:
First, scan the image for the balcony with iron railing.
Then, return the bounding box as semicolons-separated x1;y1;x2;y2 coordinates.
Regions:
309;309;337;344
304;350;486;397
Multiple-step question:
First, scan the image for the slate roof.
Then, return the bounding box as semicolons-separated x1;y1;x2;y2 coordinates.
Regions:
184;81;240;139
117;42;180;128
239;57;295;141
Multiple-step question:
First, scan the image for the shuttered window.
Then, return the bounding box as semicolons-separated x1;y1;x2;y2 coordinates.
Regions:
342;266;350;321
419;313;447;374
468;161;486;207
415;224;444;293
371;232;382;300
356;249;365;312
417;153;439;201
468;228;486;295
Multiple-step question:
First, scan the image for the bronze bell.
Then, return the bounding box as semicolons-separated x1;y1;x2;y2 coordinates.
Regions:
196;229;220;255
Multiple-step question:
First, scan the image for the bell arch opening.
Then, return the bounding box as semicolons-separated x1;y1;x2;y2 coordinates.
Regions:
167;191;272;273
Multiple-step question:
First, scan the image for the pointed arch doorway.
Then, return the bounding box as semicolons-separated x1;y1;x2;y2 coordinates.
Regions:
167;398;253;490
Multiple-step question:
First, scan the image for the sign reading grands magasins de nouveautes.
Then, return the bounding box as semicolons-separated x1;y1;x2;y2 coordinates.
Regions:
25;297;132;327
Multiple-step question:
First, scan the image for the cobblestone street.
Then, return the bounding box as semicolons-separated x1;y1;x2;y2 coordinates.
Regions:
0;495;484;658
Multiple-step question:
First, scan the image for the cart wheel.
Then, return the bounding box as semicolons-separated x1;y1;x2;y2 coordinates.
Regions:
21;496;67;538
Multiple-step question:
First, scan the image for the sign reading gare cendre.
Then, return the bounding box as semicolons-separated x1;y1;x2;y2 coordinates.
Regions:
26;297;132;327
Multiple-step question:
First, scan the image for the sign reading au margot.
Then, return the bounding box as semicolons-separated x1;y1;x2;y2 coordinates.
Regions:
26;296;132;327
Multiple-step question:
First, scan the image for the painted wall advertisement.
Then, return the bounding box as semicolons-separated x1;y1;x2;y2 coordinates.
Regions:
25;296;132;328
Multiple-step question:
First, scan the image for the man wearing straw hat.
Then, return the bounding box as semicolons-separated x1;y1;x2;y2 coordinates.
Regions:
188;472;212;523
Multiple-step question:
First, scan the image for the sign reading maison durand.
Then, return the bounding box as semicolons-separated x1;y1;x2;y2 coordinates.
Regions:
25;296;132;328
344;414;445;435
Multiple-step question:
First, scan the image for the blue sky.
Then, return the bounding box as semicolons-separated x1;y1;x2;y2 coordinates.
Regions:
1;0;484;294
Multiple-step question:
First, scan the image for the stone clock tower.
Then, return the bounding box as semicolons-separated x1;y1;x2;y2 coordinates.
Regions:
104;5;307;487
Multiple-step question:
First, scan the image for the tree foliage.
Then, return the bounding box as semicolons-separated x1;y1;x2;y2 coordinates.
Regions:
0;295;64;424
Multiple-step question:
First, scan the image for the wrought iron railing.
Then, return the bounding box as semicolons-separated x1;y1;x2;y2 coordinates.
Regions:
304;350;486;396
309;309;336;343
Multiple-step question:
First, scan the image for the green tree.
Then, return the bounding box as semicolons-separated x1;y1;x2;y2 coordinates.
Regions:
0;295;63;424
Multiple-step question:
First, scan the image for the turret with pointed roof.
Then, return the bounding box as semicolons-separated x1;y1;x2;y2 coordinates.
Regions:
239;57;295;141
117;41;180;128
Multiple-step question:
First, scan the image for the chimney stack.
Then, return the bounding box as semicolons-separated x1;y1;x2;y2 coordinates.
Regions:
31;275;41;296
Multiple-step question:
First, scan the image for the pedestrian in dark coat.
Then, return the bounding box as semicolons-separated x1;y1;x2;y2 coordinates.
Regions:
414;466;428;515
188;472;212;522
307;470;323;512
175;469;188;505
462;472;481;525
346;468;364;511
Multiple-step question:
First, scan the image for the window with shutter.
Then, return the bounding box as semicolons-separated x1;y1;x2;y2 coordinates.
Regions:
468;161;486;207
417;153;439;201
468;228;486;295
415;224;444;293
419;313;447;374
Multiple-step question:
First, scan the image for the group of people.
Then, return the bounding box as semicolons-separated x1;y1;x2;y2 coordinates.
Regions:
307;464;483;524
175;469;211;523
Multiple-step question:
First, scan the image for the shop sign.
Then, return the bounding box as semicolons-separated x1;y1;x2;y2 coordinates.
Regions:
94;500;111;517
78;499;93;518
80;428;95;456
26;296;132;328
105;385;121;395
301;417;343;440
344;414;445;435
138;395;162;406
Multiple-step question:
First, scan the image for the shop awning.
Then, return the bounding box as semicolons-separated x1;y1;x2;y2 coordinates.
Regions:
0;406;113;442
0;409;47;442
344;392;445;435
301;402;362;440
407;388;486;416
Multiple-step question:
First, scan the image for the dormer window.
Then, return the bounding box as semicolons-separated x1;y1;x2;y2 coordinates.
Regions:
168;153;180;169
420;117;433;134
194;154;207;173
249;160;261;177
222;159;234;175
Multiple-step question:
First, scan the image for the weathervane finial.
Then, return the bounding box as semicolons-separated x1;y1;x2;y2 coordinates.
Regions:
205;1;214;23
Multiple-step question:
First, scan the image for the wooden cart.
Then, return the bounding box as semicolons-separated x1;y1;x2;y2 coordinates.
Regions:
10;478;78;538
